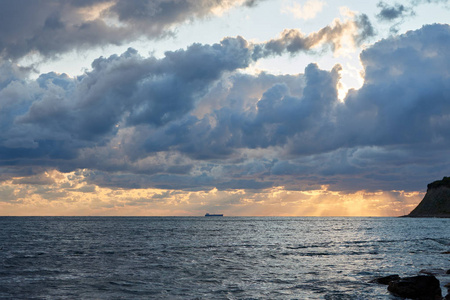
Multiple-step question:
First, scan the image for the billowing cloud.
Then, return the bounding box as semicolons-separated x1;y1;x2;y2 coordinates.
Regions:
0;13;374;172
0;19;448;205
0;0;262;60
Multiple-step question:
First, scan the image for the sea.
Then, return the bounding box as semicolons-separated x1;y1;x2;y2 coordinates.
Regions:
0;217;449;299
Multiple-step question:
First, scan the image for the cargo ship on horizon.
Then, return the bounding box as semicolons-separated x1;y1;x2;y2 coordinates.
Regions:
205;213;223;217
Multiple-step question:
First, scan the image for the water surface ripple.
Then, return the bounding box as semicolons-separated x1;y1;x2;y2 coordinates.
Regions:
1;217;449;299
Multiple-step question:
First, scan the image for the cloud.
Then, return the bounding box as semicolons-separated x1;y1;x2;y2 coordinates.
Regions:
132;24;449;191
0;23;449;195
376;0;448;32
376;1;415;32
376;2;414;21
282;0;325;20
12;172;57;186
0;169;424;216
0;0;371;61
253;13;374;58
0;0;263;60
6;36;253;149
0;13;373;170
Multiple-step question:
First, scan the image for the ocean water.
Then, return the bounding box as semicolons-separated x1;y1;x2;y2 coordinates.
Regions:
0;217;449;299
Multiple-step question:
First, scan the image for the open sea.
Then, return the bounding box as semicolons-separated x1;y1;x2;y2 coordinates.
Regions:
0;217;449;299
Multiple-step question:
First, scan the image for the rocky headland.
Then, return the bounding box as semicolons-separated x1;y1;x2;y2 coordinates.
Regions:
407;177;450;218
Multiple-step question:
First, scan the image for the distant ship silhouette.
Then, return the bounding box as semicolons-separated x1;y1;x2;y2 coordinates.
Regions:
205;213;223;217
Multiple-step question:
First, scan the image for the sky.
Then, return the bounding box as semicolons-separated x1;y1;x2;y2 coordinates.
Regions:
0;0;449;216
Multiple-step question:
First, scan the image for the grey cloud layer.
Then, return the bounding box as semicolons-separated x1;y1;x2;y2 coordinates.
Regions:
376;0;448;23
376;2;415;21
1;15;374;160
0;23;449;193
0;0;261;59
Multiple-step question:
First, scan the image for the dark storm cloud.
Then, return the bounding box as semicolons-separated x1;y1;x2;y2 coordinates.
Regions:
140;63;341;159
0;0;263;60
131;24;450;191
0;36;254;168
0;13;373;166
0;0;127;59
108;0;261;30
0;23;449;192
268;146;450;192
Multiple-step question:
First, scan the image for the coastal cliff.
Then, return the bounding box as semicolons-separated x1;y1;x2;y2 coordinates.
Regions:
407;177;450;217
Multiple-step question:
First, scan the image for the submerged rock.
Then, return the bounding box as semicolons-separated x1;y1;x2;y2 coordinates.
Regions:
419;268;447;276
387;275;442;300
407;177;450;218
371;274;401;285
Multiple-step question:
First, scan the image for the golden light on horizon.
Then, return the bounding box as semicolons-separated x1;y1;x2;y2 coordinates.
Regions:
0;169;425;217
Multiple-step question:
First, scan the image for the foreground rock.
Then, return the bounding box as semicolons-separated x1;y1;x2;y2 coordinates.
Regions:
445;283;450;300
407;177;450;217
387;275;442;300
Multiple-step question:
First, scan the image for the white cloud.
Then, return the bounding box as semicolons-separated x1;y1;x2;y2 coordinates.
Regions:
282;0;326;20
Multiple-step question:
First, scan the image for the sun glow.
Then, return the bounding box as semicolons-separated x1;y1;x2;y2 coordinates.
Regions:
0;170;424;216
77;1;116;22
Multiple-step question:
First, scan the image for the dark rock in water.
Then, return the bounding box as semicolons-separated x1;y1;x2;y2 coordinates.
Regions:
407;177;450;218
387;275;442;299
447;269;450;274
419;268;447;276
371;274;401;285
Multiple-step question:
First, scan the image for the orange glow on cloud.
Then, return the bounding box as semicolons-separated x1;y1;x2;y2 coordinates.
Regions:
0;170;424;216
77;1;116;22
